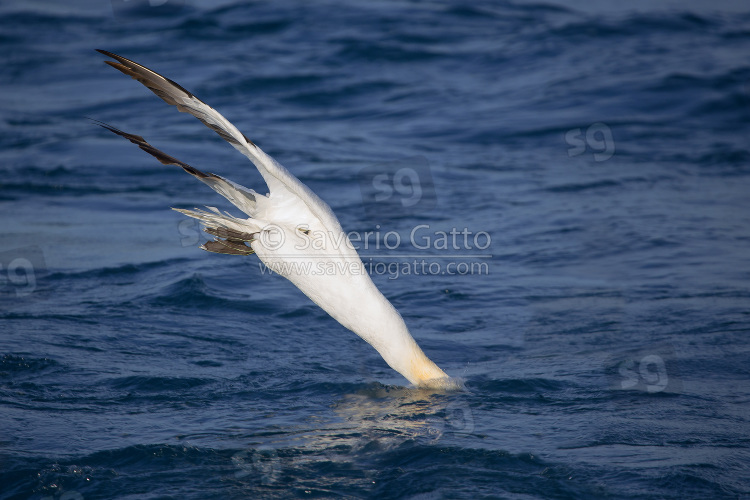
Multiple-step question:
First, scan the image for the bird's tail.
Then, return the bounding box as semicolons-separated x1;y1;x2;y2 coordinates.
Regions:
173;206;261;255
94;120;264;256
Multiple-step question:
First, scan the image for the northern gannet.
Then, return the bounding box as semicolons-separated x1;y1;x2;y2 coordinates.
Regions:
96;50;458;389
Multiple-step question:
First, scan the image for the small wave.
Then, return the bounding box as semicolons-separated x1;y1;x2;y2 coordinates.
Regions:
146;273;269;314
108;375;211;393
550;11;716;40
471;376;568;394
46;259;180;282
544;179;621;193
0;353;60;375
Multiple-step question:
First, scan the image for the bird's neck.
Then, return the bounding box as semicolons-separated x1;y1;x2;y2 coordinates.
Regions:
350;296;450;387
291;269;453;388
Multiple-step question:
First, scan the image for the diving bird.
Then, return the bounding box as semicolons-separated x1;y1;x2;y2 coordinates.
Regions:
96;50;458;389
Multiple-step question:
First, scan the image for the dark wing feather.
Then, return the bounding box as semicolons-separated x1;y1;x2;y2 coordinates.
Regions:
202;226;257;242
201;240;255;256
93;119;213;180
94;119;258;215
96;49;254;147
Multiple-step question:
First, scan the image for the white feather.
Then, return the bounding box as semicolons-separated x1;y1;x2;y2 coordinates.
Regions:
98;50;459;389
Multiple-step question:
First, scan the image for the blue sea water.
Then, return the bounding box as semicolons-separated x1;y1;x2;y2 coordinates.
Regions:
2;0;750;498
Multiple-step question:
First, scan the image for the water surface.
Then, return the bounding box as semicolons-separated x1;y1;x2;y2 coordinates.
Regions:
1;1;749;498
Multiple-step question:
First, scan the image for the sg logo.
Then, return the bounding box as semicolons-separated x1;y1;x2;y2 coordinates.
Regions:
565;122;615;162
0;246;46;298
358;156;436;220
232;447;280;485
372;168;423;207
618;354;669;393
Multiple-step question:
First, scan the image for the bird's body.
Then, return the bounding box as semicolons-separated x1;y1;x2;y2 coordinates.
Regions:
97;50;458;389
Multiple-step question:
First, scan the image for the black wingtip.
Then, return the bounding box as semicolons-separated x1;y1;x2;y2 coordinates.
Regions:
96;49;197;100
87;116;123;135
96;49;117;59
88;118;146;144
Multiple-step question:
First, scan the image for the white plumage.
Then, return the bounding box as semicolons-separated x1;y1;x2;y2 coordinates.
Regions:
97;50;459;389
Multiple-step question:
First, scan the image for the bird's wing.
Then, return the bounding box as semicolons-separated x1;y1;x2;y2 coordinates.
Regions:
93;120;259;217
97;50;346;239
